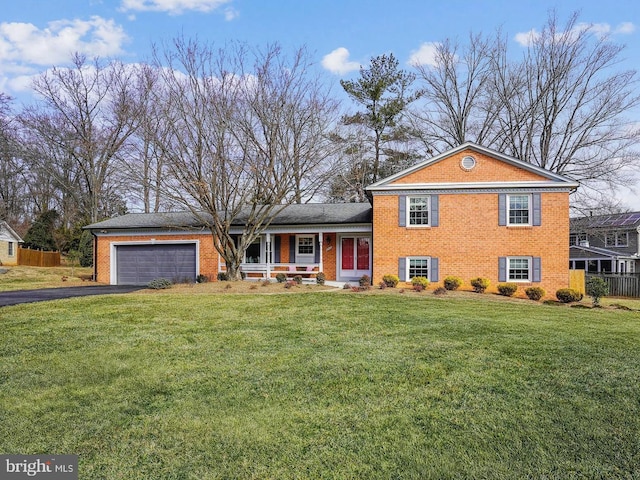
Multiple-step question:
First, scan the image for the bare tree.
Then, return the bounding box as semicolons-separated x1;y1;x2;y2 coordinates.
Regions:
493;12;640;196
0;93;28;225
411;34;502;153
20;54;145;224
151;39;338;280
412;12;640;209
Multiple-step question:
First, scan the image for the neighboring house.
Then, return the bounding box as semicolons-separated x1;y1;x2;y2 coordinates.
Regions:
85;142;579;294
569;212;640;274
0;221;23;266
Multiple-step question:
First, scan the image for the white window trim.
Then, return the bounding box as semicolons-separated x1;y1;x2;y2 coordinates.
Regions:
8;241;14;256
244;237;263;264
406;195;431;228
406;256;430;279
507;256;532;282
507;194;532;226
605;232;628;247
296;235;315;260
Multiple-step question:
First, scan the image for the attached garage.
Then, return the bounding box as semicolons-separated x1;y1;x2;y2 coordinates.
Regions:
114;243;197;285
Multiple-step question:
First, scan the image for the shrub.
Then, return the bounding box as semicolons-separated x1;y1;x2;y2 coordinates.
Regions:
586;277;609;306
555;288;584;303
497;283;518;297
217;272;229;281
433;286;447;295
275;272;287;283
261;279;271;287
293;275;303;285
316;272;326;285
381;274;399;288
359;275;371;288
343;283;352;290
470;277;490;293
525;286;546;301
443;276;463;291
196;274;209;283
378;281;387;290
284;280;297;289
411;276;430;288
147;278;173;290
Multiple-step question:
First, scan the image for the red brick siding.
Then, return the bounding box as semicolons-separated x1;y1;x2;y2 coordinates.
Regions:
372;191;570;296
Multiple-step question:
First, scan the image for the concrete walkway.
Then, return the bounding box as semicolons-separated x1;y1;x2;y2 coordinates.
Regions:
0;285;145;307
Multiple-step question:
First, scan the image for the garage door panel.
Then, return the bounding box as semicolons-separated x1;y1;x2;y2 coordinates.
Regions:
116;244;196;285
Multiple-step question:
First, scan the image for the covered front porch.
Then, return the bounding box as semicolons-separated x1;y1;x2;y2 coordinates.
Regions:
218;227;373;282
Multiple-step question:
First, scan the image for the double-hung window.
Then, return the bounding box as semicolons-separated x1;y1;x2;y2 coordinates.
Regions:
605;232;628;247
508;257;531;281
408;257;430;279
8;242;14;257
508;194;530;225
408;196;430;226
399;195;439;228
499;256;541;282
297;236;314;256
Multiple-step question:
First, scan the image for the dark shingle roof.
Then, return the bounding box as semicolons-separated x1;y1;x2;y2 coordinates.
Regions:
85;203;372;230
571;211;640;231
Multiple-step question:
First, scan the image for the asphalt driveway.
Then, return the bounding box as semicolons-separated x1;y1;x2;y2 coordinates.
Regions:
0;285;145;307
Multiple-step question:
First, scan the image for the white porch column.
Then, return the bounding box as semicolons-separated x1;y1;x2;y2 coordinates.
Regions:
319;232;324;273
266;233;271;278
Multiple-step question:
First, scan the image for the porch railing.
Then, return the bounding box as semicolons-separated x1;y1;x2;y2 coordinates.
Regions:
219;262;320;279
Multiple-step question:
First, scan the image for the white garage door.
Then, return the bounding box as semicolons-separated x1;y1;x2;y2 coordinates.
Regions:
116;244;196;285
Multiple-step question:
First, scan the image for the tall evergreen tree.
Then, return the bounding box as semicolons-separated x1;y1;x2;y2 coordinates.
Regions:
339;53;420;184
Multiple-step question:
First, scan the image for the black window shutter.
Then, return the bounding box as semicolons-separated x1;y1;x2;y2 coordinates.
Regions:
314;235;320;263
274;236;281;263
289;236;296;263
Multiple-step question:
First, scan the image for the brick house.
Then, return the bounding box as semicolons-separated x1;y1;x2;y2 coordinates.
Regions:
85;142;578;293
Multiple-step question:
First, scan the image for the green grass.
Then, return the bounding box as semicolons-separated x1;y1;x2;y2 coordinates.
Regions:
1;292;640;479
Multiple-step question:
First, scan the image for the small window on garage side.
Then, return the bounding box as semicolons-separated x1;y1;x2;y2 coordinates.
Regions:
8;242;14;256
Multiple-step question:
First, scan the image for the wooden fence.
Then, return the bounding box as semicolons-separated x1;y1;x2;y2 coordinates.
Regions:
584;273;640;298
569;269;585;294
17;247;61;267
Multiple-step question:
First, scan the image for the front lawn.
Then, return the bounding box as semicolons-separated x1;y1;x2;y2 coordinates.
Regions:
1;292;639;478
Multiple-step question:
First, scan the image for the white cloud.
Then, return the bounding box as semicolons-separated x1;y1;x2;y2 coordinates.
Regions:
0;16;129;66
614;22;636;34
120;0;233;16
408;42;439;67
514;29;539;47
515;21;635;47
321;47;360;75
223;7;239;21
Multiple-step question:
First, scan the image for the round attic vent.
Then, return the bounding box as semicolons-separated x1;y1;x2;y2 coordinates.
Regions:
460;155;476;171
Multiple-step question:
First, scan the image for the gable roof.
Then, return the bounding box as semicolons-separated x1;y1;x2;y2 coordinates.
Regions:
0;221;23;243
366;142;580;192
571;211;640;231
84;203;373;231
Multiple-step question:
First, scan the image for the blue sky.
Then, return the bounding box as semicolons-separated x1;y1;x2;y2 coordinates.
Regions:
1;0;639;205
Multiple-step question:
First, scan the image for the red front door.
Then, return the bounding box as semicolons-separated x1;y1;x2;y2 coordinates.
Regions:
340;236;371;279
